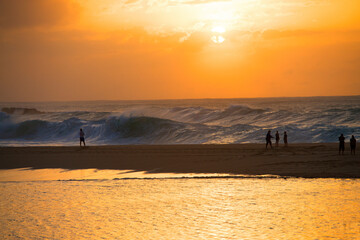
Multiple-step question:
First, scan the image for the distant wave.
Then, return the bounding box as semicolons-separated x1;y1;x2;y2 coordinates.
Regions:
0;100;359;145
1;107;44;115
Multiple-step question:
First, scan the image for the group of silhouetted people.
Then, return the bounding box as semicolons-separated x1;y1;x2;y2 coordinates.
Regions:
79;127;356;154
338;134;356;155
265;130;357;154
266;130;287;149
266;131;357;154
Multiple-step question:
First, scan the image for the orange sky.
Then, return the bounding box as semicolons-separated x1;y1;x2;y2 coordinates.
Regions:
0;0;360;101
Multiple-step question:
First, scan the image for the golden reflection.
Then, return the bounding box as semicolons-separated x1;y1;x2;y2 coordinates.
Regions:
0;179;359;239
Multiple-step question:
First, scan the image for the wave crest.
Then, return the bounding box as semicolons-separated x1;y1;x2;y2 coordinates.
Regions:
1;107;44;115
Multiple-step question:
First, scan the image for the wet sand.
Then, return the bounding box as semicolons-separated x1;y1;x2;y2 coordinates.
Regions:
0;144;359;178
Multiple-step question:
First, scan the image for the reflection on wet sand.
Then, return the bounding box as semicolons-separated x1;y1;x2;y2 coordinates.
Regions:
0;168;255;182
0;178;359;239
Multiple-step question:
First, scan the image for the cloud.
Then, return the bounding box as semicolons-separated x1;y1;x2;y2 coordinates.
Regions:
170;0;231;5
261;29;360;41
262;30;319;39
0;0;80;29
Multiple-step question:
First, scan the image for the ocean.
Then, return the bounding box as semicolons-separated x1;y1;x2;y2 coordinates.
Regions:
0;96;359;146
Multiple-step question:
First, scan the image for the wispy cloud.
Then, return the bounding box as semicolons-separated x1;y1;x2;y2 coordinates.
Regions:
168;0;231;5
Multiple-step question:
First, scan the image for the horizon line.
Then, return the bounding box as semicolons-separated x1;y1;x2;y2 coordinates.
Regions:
0;94;359;104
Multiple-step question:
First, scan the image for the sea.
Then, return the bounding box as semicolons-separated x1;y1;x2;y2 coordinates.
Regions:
0;96;359;146
1;96;360;239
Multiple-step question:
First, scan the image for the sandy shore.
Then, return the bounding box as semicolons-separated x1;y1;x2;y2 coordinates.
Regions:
0;144;359;179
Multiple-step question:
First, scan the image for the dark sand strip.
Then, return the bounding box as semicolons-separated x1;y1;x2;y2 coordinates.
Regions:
0;144;359;178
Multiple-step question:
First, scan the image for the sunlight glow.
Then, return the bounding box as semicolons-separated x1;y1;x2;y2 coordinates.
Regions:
211;26;226;43
1;0;360;101
211;26;226;34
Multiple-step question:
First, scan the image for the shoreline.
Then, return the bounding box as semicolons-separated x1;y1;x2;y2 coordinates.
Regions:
0;143;359;179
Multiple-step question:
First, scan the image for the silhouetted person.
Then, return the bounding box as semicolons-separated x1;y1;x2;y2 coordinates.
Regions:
80;128;86;147
339;134;345;155
275;131;280;147
266;130;273;149
350;135;356;155
283;131;288;146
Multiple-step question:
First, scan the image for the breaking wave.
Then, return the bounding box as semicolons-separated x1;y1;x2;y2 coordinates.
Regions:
0;97;359;146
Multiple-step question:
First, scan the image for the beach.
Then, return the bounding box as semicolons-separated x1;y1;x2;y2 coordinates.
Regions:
1;143;359;179
2;144;360;239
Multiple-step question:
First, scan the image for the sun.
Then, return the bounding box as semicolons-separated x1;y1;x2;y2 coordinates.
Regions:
211;35;225;44
211;26;226;44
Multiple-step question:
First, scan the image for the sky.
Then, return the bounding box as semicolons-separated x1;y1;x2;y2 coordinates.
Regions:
0;0;360;101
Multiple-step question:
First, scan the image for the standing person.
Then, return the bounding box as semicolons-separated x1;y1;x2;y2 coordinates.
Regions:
338;133;345;155
80;128;86;147
350;135;356;155
266;130;273;149
283;131;288;147
275;131;280;147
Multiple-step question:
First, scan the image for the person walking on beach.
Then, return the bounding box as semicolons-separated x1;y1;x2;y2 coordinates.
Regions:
80;128;86;147
283;131;288;147
266;130;273;149
338;133;345;155
350;135;356;155
275;131;280;147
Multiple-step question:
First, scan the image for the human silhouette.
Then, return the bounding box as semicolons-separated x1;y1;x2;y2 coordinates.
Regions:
80;128;86;147
350;135;356;155
338;134;345;155
283;131;288;147
266;130;273;149
275;131;280;147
